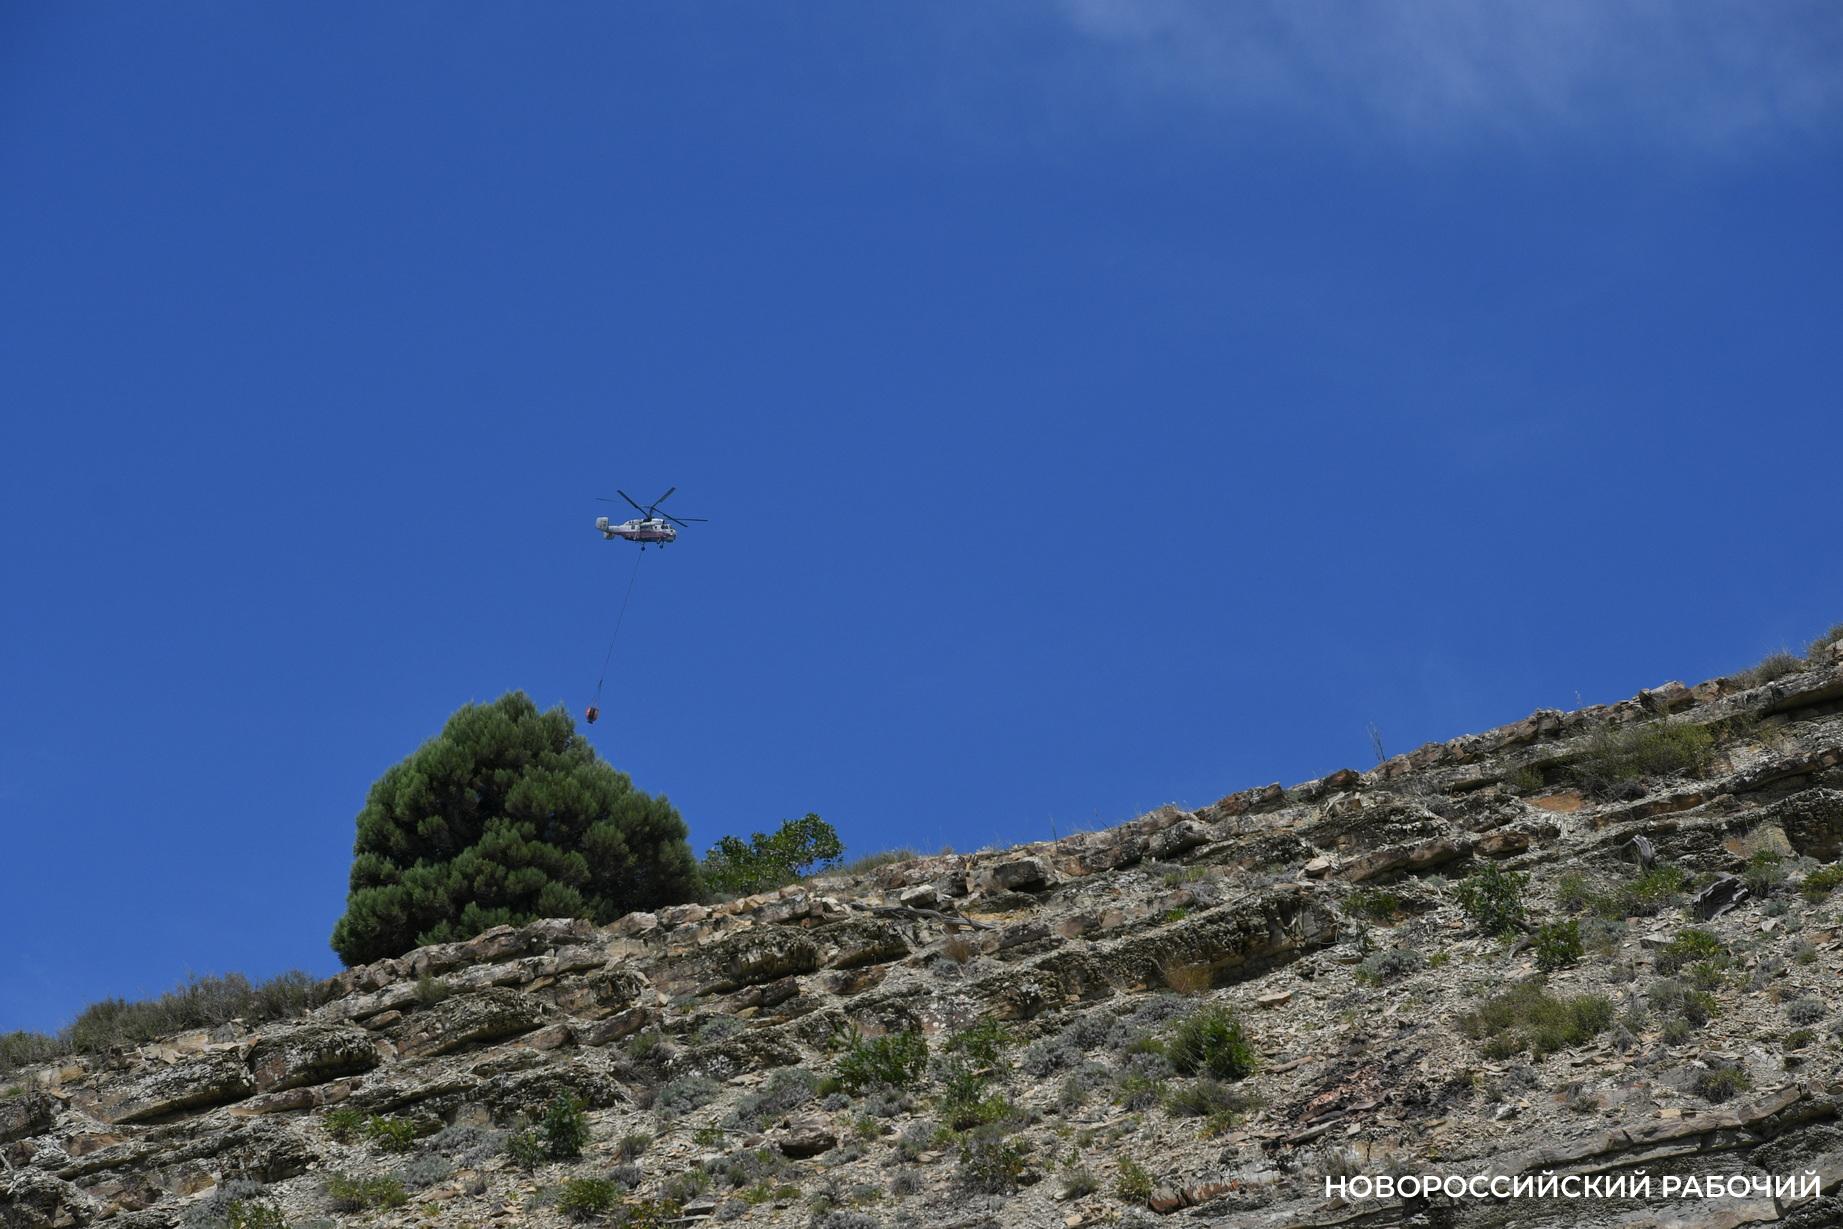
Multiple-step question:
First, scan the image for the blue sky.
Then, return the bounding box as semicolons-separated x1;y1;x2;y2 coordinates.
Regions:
3;3;1839;1035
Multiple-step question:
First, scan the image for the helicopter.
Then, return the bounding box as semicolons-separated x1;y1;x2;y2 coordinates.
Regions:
594;486;707;547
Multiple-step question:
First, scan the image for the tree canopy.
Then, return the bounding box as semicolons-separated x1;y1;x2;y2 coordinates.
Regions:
329;692;698;965
700;813;844;898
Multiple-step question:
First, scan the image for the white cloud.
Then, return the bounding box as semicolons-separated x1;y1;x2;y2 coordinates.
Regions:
1056;0;1843;147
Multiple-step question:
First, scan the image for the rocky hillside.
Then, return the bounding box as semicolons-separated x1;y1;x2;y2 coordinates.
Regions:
6;641;1843;1229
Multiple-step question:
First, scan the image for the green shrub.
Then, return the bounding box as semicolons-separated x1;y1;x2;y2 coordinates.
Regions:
1741;652;1805;687
617;1131;652;1160
1533;920;1583;971
1786;998;1826;1026
946;1018;1014;1068
329;691;698;965
1345;889;1403;922
508;1129;549;1169
699;813;844;898
324;1173;409;1211
0;1031;64;1078
1806;623;1843;666
1801;865;1843;903
414;974;452;1007
1573;721;1714;797
1116;1156;1154;1204
537;1093;590;1159
1355;948;1424;983
1743;850;1786;898
1165;1006;1256;1080
223;1200;286;1229
1595;866;1689;918
1654;929;1726;976
1163;1077;1245;1121
1692;1064;1751;1103
835;1030;928;1092
937;1061;1016;1130
1555;872;1596;914
1459;982;1614;1058
321;1107;364;1143
558;1178;619;1220
58;971;325;1058
361;1115;421;1153
1454;864;1527;936
956;1127;1032;1193
1647;979;1717;1029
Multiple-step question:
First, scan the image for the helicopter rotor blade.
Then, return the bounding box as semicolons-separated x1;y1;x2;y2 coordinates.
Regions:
616;490;648;515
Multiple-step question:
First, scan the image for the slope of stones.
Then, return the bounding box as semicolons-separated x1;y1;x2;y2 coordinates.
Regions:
4;645;1843;1228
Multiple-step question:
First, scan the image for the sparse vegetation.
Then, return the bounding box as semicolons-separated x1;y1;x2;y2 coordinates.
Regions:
1345;888;1403;922
1786;997;1827;1026
1594;865;1689;918
1356;947;1425;983
1801;864;1843;903
956;1126;1033;1193
835;1029;928;1093
323;1173;409;1211
1458;981;1614;1058
1116;1156;1154;1204
1654;929;1726;976
1165;1005;1256;1080
1740;651;1805;687
1454;863;1527;936
700;813;844;898
1691;1063;1752;1103
1647;978;1717;1030
557;1178;619;1220
1532;919;1583;971
1573;720;1714;798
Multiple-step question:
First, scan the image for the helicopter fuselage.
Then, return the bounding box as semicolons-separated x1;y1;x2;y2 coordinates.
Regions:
596;516;677;544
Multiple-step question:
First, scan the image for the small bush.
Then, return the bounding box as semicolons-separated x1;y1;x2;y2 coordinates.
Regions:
321;1107;363;1143
508;1129;549;1169
937;1060;1015;1130
1692;1064;1752;1103
1786;998;1827;1026
361;1115;421;1153
540;1094;591;1160
59;971;326;1058
0;1031;63;1078
1116;1157;1154;1204
1345;888;1402;922
1533;920;1583;971
1786;1029;1816;1049
946;1018;1014;1068
1596;866;1689;918
413;974;451;1007
395;1152;452;1189
1744;850;1787;899
557;1179;619;1220
1647;978;1717;1030
1807;623;1843;665
700;813;844;898
1654;929;1726;976
1555;872;1596;915
1741;652;1805;687
1801;865;1843;903
1574;721;1714;797
1165;1006;1255;1080
662;1166;711;1203
323;1174;409;1211
1162;1077;1245;1122
1356;947;1424;984
1454;864;1527;937
835;1030;928;1093
1459;982;1613;1058
1060;1163;1099;1199
655;1074;721;1116
617;1131;652;1161
956;1127;1033;1194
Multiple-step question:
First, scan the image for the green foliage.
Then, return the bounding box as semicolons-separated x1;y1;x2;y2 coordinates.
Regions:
945;1018;1014;1068
956;1127;1032;1193
539;1094;591;1160
323;1173;409;1211
1165;1005;1256;1080
1533;919;1583;971
507;1129;549;1169
1344;889;1402;923
1647;979;1717;1029
1742;652;1805;687
321;1108;364;1143
1355;947;1424;984
1743;850;1786;898
1115;1156;1154;1204
1459;982;1614;1058
558;1178;620;1220
1573;721;1714;797
0;1031;63;1078
1162;1077;1245;1124
937;1061;1015;1130
221;1200;286;1229
1800;864;1843;903
835;1029;928;1093
329;692;698;965
1593;865;1688;918
1692;1064;1751;1103
1654;929;1726;976
413;974;452;1007
1555;872;1596;914
1807;623;1843;665
1453;864;1527;937
699;813;844;898
23;971;325;1065
361;1115;421;1153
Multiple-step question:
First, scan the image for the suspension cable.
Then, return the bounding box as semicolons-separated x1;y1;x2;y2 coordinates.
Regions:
593;547;645;703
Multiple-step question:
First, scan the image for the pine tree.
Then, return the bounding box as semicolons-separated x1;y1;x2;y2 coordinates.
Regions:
329;692;697;965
